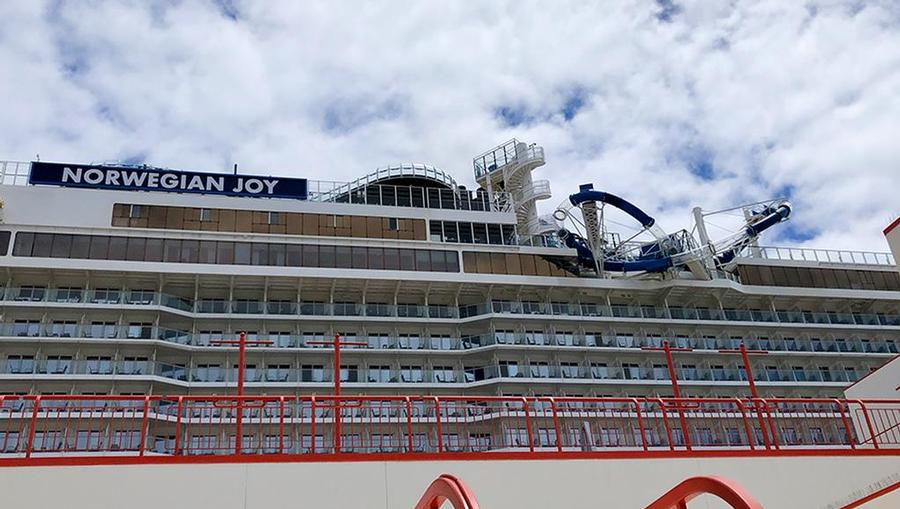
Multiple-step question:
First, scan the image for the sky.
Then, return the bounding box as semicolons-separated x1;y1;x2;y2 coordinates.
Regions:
1;0;898;251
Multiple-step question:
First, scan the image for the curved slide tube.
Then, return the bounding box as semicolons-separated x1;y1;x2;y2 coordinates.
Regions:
561;186;673;272
715;202;792;264
411;474;762;509
643;476;765;509
563;183;791;273
413;474;481;509
569;187;656;229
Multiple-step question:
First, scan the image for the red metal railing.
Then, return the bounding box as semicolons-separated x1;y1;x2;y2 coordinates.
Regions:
0;395;898;463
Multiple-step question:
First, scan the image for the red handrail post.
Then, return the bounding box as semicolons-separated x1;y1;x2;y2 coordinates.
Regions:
734;399;755;451
833;400;856;450
760;399;780;449
633;399;649;451
25;396;41;459
656;398;675;451
310;396;317;454
434;397;443;453
740;342;773;448
549;398;562;452
334;335;341;454
857;401;879;449
523;398;535;452
405;397;414;454
644;341;692;450
739;343;759;400
304;334;367;454
138;396;151;456
173;396;183;456
278;396;286;454
235;331;246;455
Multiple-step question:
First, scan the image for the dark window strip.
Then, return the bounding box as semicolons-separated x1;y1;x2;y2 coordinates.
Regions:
11;231;459;273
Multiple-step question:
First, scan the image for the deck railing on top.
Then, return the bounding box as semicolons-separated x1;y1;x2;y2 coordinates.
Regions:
740;245;895;267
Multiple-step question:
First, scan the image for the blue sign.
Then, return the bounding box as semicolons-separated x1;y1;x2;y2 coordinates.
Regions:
28;162;308;200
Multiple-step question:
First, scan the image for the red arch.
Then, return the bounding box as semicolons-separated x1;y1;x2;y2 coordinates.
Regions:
644;476;764;509
414;474;481;509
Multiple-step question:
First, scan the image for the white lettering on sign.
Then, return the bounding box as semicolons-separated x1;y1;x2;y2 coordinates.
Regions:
45;165;298;198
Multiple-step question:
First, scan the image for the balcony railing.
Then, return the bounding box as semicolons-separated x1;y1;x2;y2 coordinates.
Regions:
0;395;896;462
473;139;545;179
0;357;865;386
740;246;895;267
5;288;899;328
1;321;897;356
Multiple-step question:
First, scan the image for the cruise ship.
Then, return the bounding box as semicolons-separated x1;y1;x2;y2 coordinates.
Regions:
0;140;898;509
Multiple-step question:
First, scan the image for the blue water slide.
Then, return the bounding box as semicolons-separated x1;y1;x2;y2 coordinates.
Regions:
715;202;791;264
560;184;674;272
558;228;674;272
569;185;656;229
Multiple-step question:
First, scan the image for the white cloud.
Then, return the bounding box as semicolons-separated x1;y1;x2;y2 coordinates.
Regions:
0;0;897;250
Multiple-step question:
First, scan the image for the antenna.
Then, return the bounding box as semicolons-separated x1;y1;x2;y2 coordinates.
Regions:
233;163;238;175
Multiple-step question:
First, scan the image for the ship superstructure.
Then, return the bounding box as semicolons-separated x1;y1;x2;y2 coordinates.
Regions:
0;141;897;403
0;141;897;460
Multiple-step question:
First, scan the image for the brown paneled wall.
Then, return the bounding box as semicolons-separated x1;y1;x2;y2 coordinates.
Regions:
112;204;427;240
462;251;573;277
737;264;900;291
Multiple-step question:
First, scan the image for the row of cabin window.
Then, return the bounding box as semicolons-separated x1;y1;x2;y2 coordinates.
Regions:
113;204;426;240
10;232;460;272
428;221;517;245
737;264;900;292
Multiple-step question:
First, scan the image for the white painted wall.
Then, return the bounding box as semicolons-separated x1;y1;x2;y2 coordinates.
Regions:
845;356;900;400
886;221;900;273
1;455;897;509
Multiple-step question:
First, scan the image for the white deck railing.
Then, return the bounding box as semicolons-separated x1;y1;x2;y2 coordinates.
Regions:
742;245;895;267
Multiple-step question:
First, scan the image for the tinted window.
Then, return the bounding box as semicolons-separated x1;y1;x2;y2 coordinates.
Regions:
198;241;217;264
234;242;251;265
415;250;431;271
301;245;318;267
145;238;163;262
9;232;461;274
216;241;234;264
398;248;415;270
126;237;146;261
89;236;109;260
368;247;383;270
335;246;352;268
108;236;128;260
32;233;53;257
319;245;335;268
180;240;199;263
163;239;181;262
445;251;459;272
270;244;286;266
351;247;367;269
50;234;72;257
0;230;9;255
383;248;400;270
71;235;91;258
286;244;302;266
430;250;446;272
12;232;34;256
251;243;268;265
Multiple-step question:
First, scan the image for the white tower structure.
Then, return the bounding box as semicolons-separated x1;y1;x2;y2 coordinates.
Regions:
473;139;554;245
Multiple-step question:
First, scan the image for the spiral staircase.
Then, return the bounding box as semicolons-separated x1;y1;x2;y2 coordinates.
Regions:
473;139;554;244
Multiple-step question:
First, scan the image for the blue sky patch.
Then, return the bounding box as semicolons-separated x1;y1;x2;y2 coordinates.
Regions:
322;96;405;134
655;0;682;23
